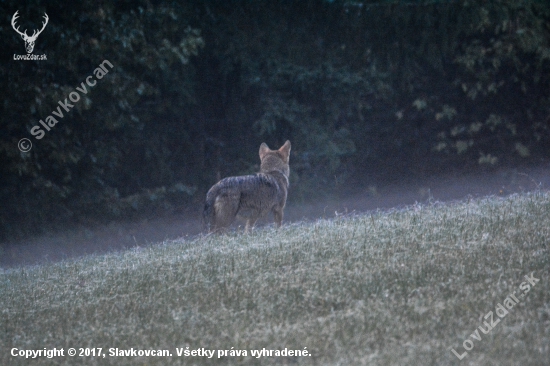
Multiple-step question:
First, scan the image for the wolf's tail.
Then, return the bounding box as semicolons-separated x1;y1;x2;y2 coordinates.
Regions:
202;191;216;232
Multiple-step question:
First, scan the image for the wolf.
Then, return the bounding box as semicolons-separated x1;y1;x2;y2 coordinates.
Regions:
203;140;291;233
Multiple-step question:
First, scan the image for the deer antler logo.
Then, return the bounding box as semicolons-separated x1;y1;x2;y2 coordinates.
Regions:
11;10;49;54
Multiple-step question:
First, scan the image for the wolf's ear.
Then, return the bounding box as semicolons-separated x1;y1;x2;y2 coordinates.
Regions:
278;140;291;161
259;143;270;159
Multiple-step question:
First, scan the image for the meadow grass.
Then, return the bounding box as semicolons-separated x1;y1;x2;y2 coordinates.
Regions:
1;192;549;365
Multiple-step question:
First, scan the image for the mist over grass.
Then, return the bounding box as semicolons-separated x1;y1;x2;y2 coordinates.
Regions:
1;191;549;365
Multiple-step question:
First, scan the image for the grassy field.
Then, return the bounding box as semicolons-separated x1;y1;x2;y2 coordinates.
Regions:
1;191;549;365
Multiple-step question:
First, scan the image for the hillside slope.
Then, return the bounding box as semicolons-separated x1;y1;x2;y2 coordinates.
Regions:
1;191;549;365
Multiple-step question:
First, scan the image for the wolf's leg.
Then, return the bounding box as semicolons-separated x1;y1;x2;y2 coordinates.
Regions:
273;207;284;228
213;193;240;231
244;216;259;233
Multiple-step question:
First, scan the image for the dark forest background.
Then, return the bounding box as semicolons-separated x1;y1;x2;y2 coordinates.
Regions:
1;0;549;242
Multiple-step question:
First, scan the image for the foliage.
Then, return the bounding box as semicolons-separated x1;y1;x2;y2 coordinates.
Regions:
0;1;203;239
1;0;549;240
435;0;550;163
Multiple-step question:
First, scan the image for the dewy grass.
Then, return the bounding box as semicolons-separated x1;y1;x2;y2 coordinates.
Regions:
1;192;549;365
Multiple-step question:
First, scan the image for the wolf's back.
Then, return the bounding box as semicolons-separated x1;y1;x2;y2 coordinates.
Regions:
202;140;290;233
202;174;284;231
202;176;250;231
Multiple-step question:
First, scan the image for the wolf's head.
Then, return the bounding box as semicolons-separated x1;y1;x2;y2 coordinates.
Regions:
259;140;291;177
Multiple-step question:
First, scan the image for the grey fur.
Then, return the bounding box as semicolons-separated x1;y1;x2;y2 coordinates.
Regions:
203;141;291;232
